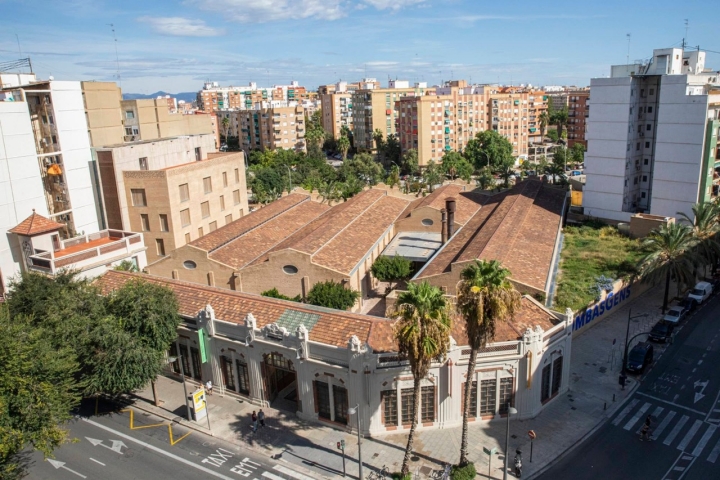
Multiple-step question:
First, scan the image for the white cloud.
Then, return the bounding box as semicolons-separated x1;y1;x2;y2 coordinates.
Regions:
362;0;427;10
138;17;225;37
187;0;346;22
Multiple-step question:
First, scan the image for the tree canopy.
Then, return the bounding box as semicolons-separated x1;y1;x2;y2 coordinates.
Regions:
464;130;513;170
306;280;360;310
441;151;474;182
371;255;412;290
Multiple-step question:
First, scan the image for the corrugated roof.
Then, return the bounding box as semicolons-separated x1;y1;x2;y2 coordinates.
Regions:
9;210;64;236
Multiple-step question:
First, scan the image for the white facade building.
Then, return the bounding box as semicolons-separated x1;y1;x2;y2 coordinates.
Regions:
584;48;720;222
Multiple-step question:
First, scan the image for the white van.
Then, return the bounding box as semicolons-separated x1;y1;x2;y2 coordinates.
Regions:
688;281;713;304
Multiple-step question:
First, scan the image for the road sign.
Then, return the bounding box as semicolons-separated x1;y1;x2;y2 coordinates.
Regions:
483;446;497;455
528;430;537;440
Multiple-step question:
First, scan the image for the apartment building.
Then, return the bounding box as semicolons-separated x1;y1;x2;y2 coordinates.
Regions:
234;105;306;153
546;88;590;148
320;81;356;139
82;81;125;147
121;98;213;142
198;81;309;113
584;47;720;223
352;80;433;150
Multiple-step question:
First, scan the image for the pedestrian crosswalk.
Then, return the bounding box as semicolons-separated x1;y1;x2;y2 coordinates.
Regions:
612;399;720;464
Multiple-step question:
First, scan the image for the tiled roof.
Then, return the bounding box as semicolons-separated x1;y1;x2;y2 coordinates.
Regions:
417;180;566;291
399;184;486;225
96;271;387;349
191;194;310;252
9;211;64;236
209;200;330;269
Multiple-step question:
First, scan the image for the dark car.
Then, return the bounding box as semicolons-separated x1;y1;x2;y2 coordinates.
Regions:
649;321;675;343
627;342;654;373
679;296;698;314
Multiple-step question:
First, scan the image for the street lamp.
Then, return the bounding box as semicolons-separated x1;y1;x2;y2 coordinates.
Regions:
348;404;363;480
622;308;650;378
503;403;518;480
168;354;191;421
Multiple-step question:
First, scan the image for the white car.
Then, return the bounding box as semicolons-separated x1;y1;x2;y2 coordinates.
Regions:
662;306;686;324
688;281;713;304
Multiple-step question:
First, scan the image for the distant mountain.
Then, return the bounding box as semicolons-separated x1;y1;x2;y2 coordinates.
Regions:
122;91;197;103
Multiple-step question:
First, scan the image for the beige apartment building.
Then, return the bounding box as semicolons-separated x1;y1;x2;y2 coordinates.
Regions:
320;91;353;139
198;81;310;113
82;81;125;147
121;98;213;142
352;80;433;150
236;105;306;153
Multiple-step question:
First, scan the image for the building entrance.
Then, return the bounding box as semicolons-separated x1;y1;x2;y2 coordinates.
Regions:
262;352;298;412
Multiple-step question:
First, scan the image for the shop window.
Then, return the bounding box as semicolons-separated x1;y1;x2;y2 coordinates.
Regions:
315;381;331;420
552;356;563;395
421;386;435;422
464;381;478;417
333;385;349;425
382;390;398;426
499;378;514;413
401;388;414;424
220;355;236;392
480;379;497;415
236;359;250;394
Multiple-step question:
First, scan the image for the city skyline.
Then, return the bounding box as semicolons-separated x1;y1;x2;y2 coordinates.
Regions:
0;0;717;94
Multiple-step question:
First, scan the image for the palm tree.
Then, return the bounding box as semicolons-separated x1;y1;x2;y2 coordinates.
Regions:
538;110;550;140
221;116;230;142
337;134;350;161
637;223;696;313
372;129;385;151
678;202;720;278
455;260;521;466
393;281;452;477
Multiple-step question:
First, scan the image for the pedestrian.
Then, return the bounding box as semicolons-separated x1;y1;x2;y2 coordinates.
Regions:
205;380;213;395
251;411;258;432
640;415;652;441
258;409;265;428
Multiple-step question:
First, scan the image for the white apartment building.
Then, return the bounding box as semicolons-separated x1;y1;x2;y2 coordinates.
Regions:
584;48;720;222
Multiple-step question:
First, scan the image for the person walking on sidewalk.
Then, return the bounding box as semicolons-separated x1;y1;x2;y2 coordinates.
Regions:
258;409;265;428
205;380;213;395
251;411;258;432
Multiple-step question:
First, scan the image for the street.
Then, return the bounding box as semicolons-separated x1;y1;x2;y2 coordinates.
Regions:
26;401;316;480
539;292;720;480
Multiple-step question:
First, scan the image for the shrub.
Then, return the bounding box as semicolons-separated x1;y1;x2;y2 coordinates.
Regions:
371;255;412;290
451;463;476;480
306;280;360;310
261;288;301;302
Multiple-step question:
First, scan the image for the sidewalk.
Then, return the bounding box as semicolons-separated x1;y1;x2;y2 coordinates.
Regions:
130;282;668;479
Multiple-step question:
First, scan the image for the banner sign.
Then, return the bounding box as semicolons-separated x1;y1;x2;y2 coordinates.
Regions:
573;285;632;332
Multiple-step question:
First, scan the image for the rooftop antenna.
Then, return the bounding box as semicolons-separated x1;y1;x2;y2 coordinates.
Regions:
626;33;631;65
14;34;21;54
683;19;689;50
107;24;121;85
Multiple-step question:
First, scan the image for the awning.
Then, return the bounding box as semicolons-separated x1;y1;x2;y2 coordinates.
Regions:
47;164;62;175
381;232;443;262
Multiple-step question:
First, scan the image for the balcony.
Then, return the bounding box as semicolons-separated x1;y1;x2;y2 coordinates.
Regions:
27;230;145;277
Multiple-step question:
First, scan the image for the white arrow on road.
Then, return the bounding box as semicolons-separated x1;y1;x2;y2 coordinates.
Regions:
47;459;87;478
694;380;709;403
86;437;127;454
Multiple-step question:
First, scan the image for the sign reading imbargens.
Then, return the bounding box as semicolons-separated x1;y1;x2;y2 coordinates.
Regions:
573;286;632;331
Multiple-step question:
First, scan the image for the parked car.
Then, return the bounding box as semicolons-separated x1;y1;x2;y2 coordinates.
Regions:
627;342;654;373
649;321;675;343
688;281;713;304
679;296;698;314
662;306;686;324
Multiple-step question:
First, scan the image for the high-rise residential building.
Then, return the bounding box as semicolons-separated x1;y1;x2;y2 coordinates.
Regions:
352;80;433;150
121;98;213;142
197;81;309;113
221;105;306;154
583;47;720;222
546;88;590;148
397;81;547;166
82;81;125;147
320;81;356;139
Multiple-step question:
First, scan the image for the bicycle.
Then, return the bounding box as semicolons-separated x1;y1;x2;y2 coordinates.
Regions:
431;463;452;479
367;465;389;479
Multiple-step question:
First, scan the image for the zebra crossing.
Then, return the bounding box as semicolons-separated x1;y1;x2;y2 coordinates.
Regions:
612;399;720;464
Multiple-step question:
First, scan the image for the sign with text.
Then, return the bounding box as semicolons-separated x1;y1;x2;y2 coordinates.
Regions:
192;388;207;420
573;285;632;332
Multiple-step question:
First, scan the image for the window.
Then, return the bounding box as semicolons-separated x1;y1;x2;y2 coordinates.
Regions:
283;265;299;275
220;356;236;392
183;260;197;269
235;168;240;183
649;88;655;96
644;158;649;165
421;219;434;226
131;189;147;207
139;157;148;170
465;381;478;417
179;183;189;202
647;106;653;113
642;175;648;182
195;147;202;161
421;386;435;422
315;381;331;420
233;190;241;205
645;142;650;148
641;192;647;199
646;124;652;131
551;356;563;395
498;377;514;413
185;233;191;244
382;390;398;426
636;143;640;151
156;239;166;256
203;176;212;194
220;195;225;211
225;214;232;225
333;385;349;425
180;209;191;227
479;379;497;415
541;364;551;402
222;171;228;187
209;221;217;232
201;201;210;218
140;214;150;231
125;110;134;119
198;227;203;237
159;214;169;232
236;359;250;394
401;388;414;424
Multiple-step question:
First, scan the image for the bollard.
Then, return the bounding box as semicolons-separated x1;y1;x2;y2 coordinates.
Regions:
613;393;616;402
604;402;607;410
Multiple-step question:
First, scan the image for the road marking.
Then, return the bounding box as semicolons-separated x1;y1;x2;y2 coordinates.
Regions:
664;415;689;446
121;409;191;446
46;459;86;478
654;411;677;438
692;368;697;373
691;425;716;457
662;453;696;480
273;465;316;480
638;406;665;433
708;437;720;463
86;437;126;454
89;458;105;466
261;473;285;480
624;402;651;430
677;420;703;451
636;392;707;415
698;360;703;365
81;417;236;480
612;399;639;426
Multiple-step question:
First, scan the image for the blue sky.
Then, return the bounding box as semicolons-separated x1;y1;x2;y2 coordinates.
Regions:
0;0;717;94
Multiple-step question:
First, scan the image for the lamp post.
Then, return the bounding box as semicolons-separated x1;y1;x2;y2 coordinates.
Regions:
168;354;191;421
348;404;363;480
622;308;650;377
503;403;518;480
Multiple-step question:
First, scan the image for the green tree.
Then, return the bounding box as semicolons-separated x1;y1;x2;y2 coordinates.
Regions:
402;148;419;177
261;288;301;302
340;125;354;150
546;129;559;143
250;167;285;199
371;255;412;291
305;110;326;158
679;202;720;277
221;116;230;142
537;155;550;174
538;110;550;140
497;157;516;188
550;107;569;141
372;129;385;152
637;223;696;313
570;143;586;167
441;151;474;182
306;280;360;310
337;134;350;161
381;133;401;168
464;130;513;170
423;160;443;192
475;166;495;191
393;281;452;476
114;260;138;272
318;181;342;205
0;307;82;480
344;152;383;185
455;260;521;466
386;164;401;188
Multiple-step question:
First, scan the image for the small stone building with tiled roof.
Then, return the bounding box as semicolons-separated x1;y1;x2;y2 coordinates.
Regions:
97;270;573;436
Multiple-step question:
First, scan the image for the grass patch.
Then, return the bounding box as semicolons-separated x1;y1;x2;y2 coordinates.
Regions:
555;223;643;311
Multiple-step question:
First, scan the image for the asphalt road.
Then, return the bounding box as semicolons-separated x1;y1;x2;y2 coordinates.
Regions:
26;401;315;480
539;292;720;480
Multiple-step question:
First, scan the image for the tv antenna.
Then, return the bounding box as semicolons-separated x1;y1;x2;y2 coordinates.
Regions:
682;19;689;49
107;24;121;84
626;33;631;64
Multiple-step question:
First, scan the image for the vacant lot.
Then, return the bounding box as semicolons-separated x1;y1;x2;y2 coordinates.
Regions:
555;223;643;311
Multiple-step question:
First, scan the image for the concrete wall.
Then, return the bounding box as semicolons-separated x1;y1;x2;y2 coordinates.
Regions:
82;81;124;147
147;245;238;289
394;205;461;234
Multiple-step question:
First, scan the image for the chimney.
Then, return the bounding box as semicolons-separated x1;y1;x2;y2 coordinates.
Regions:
440;208;447;245
446;198;456;238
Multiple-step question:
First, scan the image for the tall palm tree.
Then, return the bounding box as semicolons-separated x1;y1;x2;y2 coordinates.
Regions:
455;260;521;466
393;281;452;477
678;202;720;277
221;116;230;142
637;223;696;313
372;129;385;151
337;134;350;161
538;110;550;140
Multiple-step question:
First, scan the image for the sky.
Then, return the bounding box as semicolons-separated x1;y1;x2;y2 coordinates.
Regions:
0;0;717;95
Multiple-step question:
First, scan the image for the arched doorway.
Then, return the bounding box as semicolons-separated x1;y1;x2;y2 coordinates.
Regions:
262;352;298;411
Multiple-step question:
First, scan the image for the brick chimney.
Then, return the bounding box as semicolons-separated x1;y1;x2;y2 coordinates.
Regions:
446;198;456;238
440;208;447;245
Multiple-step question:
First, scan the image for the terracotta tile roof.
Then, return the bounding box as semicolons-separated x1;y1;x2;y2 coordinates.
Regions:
399;184;486;225
96;270;390;349
191;194;309;252
209;200;330;269
9;210;64;236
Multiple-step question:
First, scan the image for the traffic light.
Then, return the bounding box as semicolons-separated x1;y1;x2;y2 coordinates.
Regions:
336;440;345;450
337;441;341;450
